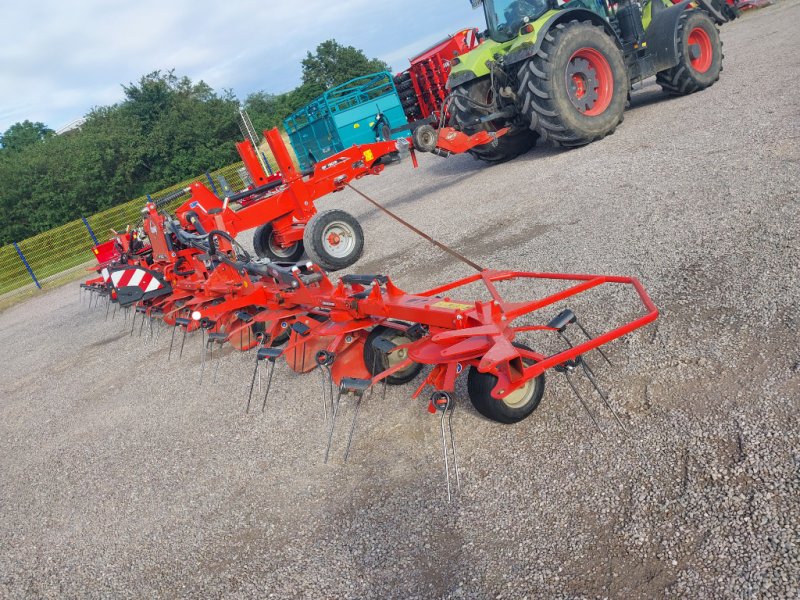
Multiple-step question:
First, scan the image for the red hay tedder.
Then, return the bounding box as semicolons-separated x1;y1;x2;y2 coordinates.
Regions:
80;127;658;500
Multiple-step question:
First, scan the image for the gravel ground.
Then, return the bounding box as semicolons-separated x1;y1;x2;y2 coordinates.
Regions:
1;4;798;598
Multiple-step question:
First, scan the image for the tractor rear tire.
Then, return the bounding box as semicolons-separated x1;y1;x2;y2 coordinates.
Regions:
450;78;537;163
518;21;628;147
252;222;305;262
303;209;364;271
657;11;722;96
466;343;545;424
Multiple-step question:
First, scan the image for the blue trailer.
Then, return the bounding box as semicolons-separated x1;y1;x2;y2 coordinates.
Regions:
284;71;410;172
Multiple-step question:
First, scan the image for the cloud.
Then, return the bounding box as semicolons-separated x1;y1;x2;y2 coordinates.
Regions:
0;0;479;132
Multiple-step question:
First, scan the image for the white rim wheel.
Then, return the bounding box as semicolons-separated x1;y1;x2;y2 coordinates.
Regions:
321;220;357;259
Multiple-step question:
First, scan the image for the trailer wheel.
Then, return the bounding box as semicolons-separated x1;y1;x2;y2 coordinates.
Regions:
657;11;722;96
518;21;628;147
449;78;537;163
466;344;545;424
252;223;304;262
303;209;364;271
364;325;423;385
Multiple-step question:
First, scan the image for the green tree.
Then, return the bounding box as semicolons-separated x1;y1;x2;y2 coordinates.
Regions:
301;40;390;89
0;120;54;151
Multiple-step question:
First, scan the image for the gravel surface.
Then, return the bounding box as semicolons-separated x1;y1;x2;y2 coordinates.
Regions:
1;4;798;598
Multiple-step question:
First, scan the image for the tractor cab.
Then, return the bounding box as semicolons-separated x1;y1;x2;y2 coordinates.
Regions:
473;0;554;43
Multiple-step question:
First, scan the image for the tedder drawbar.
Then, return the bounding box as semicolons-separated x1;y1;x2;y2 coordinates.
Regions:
82;174;658;501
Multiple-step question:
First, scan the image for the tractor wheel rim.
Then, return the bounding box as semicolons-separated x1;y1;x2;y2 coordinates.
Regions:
687;27;713;74
268;231;299;259
502;379;535;408
565;48;613;117
322;221;356;258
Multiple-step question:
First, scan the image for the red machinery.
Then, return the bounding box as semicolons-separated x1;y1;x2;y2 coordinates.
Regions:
154;125;503;271
395;28;480;123
84;187;659;500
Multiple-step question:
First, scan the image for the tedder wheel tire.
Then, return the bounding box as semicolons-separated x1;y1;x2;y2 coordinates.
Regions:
466;344;545;424
252;222;305;262
364;325;423;385
412;124;438;152
303;209;364;271
657;11;723;96
449;78;537;163
518;20;628;147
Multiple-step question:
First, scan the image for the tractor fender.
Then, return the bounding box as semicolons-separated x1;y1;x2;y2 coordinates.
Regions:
643;0;693;73
503;9;622;69
447;8;621;89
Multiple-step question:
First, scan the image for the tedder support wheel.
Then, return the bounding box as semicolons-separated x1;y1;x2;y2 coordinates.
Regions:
466;344;545;424
518;20;628;147
449;78;538;164
252;222;305;262
303;209;364;271
657;11;723;96
364;325;423;385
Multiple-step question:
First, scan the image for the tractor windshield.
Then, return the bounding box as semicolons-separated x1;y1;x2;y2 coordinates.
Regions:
483;0;550;42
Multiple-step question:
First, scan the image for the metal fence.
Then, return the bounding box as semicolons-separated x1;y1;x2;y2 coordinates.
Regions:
0;157;275;301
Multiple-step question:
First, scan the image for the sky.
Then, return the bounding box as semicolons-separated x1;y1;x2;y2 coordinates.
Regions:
0;0;482;134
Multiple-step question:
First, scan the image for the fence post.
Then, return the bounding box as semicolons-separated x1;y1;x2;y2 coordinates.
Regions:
13;242;41;289
81;216;99;245
205;171;219;196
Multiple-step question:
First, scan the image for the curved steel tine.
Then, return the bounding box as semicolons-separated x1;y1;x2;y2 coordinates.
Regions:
565;371;603;434
199;328;206;383
178;326;187;359
319;366;330;423
168;326;177;361
344;385;373;463
448;399;460;492
580;360;627;433
261;359;276;413
440;397;452;503
575;319;612;366
246;357;259;413
324;387;343;464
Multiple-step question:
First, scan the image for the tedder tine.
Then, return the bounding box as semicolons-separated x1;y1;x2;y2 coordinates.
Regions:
174;318;191;360
431;392;460;503
324;386;344;464
343;379;372;463
130;304;137;336
199;328;206;383
575;318;613;366
207;333;226;383
315;351;336;423
580;358;627;433
259;347;282;413
137;307;147;337
247;347;281;413
168;325;177;361
557;363;603;434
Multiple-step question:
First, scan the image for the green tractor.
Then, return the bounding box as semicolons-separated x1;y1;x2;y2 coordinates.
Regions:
447;0;738;162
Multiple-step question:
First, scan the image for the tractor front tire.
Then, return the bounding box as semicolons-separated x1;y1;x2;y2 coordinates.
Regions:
252;223;305;262
303;209;364;271
518;21;628;147
449;78;537;164
657;11;722;96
